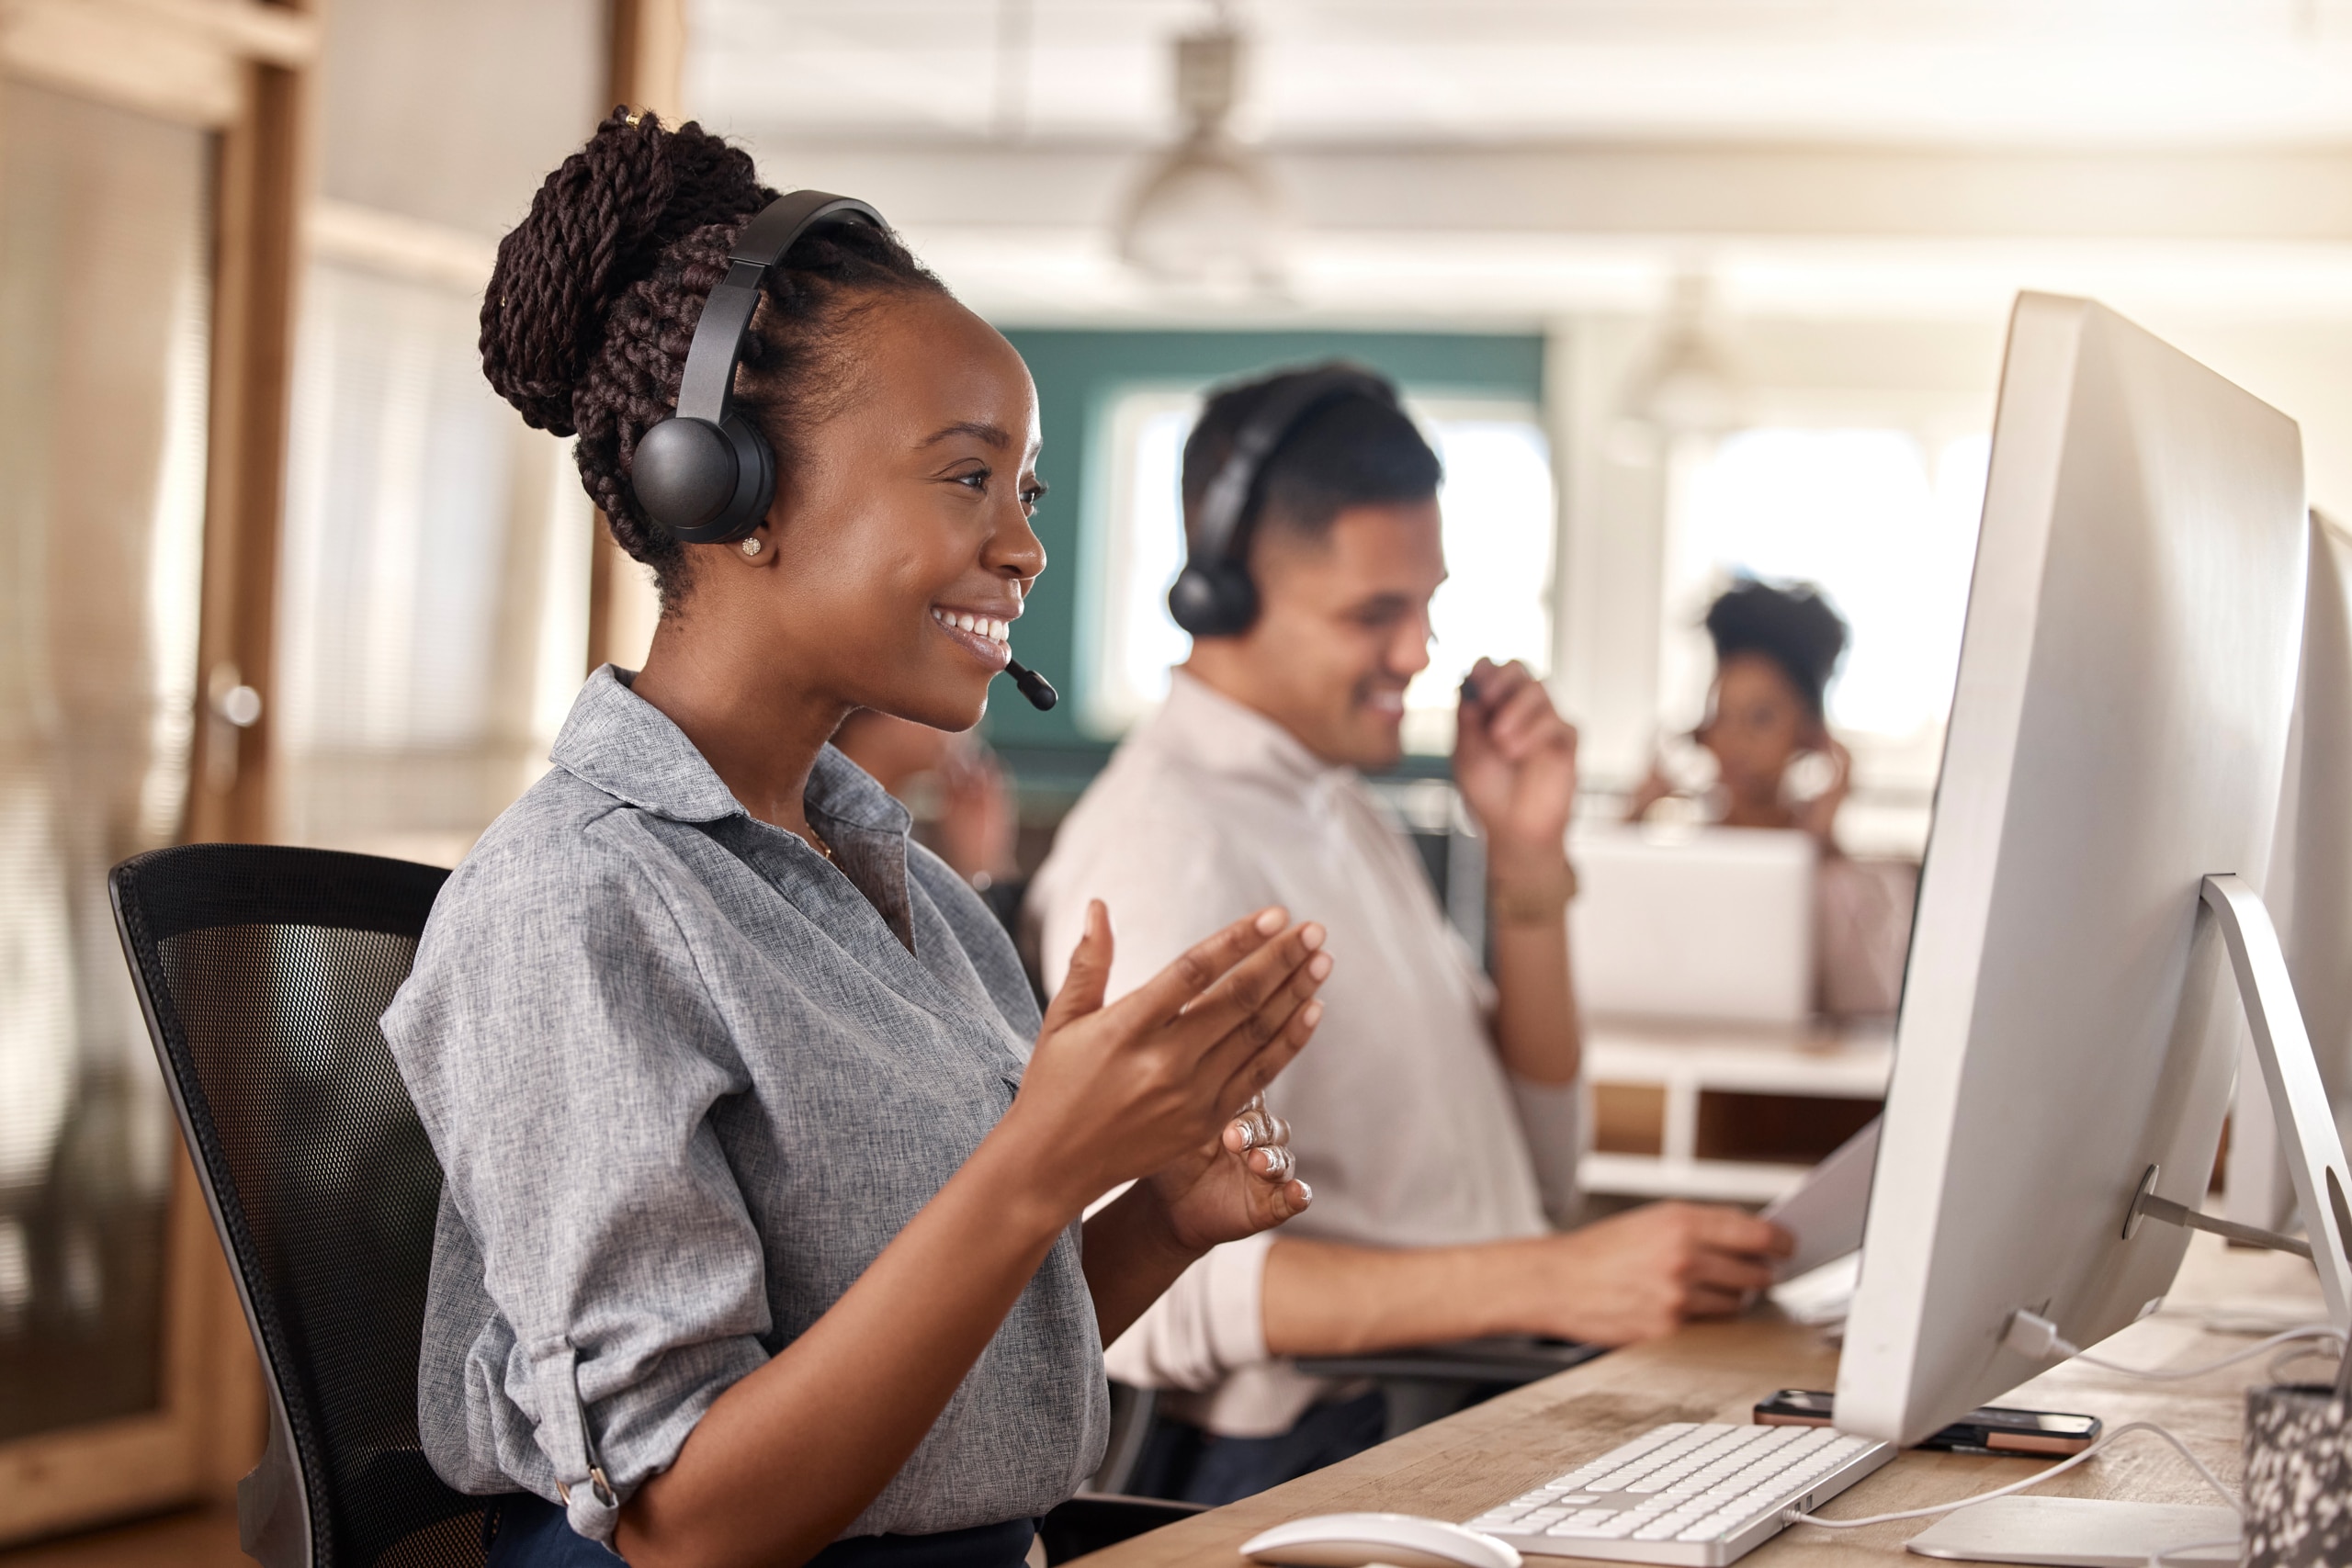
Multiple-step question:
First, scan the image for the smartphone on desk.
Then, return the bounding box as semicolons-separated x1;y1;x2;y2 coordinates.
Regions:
1754;1389;2101;1455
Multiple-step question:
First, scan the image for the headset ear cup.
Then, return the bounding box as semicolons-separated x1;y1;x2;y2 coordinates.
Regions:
631;415;739;538
707;412;775;545
1209;564;1258;634
632;412;775;545
1168;562;1258;637
1168;567;1214;636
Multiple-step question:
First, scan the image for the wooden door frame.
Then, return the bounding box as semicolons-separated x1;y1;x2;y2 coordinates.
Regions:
2;0;685;1540
0;0;317;1543
586;0;684;674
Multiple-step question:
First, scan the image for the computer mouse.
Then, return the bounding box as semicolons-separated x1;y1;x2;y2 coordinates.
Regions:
1239;1512;1523;1568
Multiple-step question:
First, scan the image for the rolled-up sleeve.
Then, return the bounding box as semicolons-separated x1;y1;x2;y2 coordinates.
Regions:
385;835;770;1541
1508;1075;1585;1230
1101;1231;1273;1392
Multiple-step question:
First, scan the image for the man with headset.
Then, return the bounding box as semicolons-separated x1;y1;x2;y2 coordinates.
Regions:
1026;365;1791;1505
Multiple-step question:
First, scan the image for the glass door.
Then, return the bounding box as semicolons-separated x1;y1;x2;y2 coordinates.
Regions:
0;2;314;1541
0;77;212;1446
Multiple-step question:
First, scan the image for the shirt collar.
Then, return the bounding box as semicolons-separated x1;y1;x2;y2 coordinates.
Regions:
1143;670;1356;799
550;665;912;836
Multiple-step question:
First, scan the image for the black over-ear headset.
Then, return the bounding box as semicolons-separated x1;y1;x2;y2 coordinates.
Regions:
630;189;1057;710
1166;364;1402;638
631;190;879;544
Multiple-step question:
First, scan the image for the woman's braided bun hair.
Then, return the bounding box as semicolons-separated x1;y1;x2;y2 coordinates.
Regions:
1704;577;1849;718
481;109;945;599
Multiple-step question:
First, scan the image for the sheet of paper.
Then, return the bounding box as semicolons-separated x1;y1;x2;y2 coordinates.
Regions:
1762;1116;1880;1282
1770;1251;1861;1325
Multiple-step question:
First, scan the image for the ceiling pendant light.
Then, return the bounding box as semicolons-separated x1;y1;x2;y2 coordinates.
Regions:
1622;274;1751;439
1116;22;1291;298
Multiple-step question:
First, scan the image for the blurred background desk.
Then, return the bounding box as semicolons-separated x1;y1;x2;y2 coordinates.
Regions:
1072;1234;2312;1566
1581;1021;1893;1206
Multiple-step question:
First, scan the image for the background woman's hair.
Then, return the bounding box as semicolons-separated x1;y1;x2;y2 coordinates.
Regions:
1704;577;1850;716
480;108;946;601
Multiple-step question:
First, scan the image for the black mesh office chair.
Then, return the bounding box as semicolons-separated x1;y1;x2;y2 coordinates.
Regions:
112;842;1193;1568
112;844;476;1568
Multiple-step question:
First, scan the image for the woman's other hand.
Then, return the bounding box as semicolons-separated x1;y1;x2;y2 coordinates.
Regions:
1011;900;1329;1224
1623;746;1680;823
1143;1094;1311;1254
1794;735;1852;852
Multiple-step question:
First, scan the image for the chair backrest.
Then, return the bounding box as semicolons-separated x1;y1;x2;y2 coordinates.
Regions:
110;844;485;1568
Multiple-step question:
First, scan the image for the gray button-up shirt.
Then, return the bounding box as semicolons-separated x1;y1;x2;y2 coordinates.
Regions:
384;668;1107;1545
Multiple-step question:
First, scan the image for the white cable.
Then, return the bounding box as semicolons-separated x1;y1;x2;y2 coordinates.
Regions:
2067;1324;2340;1382
1781;1421;2240;1531
2005;1309;2340;1382
2146;1536;2242;1568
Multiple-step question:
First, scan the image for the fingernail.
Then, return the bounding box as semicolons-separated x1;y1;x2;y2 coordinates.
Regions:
1301;999;1324;1028
1255;908;1285;935
1299;922;1326;951
1307;952;1333;981
1293;1180;1313;1205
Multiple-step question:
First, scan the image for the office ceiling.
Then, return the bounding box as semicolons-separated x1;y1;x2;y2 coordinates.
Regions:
682;2;2352;327
690;0;2352;151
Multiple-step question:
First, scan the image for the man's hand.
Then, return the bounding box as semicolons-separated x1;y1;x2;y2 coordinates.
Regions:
1461;659;1583;1082
1453;658;1579;869
1507;1202;1792;1345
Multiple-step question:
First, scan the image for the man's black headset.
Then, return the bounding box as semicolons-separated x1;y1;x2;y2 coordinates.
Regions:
1166;364;1403;638
628;188;1057;710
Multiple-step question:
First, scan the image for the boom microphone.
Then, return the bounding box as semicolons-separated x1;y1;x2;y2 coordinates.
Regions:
1004;659;1058;712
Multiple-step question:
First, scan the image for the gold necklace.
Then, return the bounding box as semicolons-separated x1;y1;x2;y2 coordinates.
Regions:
807;827;836;863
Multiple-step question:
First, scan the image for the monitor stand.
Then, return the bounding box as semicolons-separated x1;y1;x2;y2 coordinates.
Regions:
2124;874;2352;1326
1904;1497;2237;1564
1903;876;2352;1565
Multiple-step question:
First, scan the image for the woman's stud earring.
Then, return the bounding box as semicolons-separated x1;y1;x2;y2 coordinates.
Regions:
740;537;763;558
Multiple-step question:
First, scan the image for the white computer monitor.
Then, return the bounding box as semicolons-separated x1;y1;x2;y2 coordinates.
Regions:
1566;825;1815;1025
2227;510;2352;1233
1837;293;2352;1452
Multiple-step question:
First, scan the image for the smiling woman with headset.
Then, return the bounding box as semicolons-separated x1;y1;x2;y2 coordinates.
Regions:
382;111;1329;1568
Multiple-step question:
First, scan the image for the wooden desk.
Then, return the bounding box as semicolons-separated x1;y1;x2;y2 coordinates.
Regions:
1079;1235;2323;1565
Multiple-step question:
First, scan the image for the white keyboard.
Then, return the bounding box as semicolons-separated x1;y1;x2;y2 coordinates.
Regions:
1459;1421;1895;1565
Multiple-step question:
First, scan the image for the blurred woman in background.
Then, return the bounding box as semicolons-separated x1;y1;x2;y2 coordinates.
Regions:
1627;578;1914;1017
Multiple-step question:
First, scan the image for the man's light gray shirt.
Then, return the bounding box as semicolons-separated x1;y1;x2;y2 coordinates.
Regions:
383;668;1106;1545
1028;671;1582;1438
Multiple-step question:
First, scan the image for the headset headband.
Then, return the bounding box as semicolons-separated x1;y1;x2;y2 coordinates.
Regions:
1188;365;1400;569
629;190;886;545
1166;363;1402;638
674;192;884;424
619;187;1062;709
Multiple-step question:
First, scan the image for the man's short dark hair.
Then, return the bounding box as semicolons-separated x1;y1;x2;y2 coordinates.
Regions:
1180;365;1442;552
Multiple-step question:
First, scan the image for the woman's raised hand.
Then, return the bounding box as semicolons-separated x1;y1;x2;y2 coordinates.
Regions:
1010;900;1329;1224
